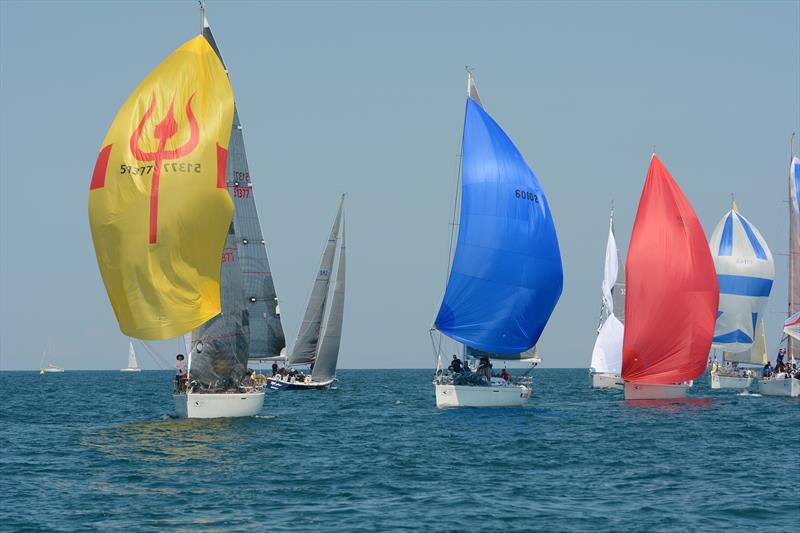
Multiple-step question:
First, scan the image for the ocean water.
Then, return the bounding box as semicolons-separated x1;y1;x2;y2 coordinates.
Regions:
1;369;797;532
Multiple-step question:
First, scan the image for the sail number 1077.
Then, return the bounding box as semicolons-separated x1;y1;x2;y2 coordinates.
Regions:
515;189;539;203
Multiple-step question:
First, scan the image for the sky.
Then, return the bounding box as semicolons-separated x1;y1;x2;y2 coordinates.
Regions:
1;0;799;370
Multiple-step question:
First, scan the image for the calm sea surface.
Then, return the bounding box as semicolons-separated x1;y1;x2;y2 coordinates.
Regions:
1;369;797;532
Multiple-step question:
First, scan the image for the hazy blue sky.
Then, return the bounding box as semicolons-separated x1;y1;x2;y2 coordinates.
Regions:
1;1;798;370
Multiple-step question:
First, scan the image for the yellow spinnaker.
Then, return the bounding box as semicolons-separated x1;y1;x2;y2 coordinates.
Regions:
88;35;234;340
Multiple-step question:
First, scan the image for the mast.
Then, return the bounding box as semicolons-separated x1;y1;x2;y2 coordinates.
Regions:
789;133;798;362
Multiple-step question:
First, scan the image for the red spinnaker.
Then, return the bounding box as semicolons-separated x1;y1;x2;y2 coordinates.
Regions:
622;155;719;384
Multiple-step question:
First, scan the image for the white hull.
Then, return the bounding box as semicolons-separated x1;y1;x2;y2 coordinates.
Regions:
435;383;531;408
173;391;265;418
590;372;623;389
710;374;752;390
757;377;800;397
120;368;141;372
624;381;691;400
43;368;64;373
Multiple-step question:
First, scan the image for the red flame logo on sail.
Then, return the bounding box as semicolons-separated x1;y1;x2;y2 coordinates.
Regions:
130;92;200;244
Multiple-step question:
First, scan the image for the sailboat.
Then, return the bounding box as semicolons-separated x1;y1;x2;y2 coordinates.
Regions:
758;154;800;397
622;154;719;400
589;207;625;389
431;71;563;408
88;5;268;417
120;341;142;372
707;201;773;390
38;340;63;373
269;196;346;390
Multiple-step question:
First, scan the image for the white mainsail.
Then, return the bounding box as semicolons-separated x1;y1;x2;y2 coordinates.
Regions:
708;202;774;353
311;214;346;382
288;197;344;365
590;211;624;374
127;342;139;370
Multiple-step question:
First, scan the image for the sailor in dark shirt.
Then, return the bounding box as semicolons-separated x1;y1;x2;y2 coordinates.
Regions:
449;354;463;374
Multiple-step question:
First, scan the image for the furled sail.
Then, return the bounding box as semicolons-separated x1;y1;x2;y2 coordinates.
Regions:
202;19;287;362
708;202;774;353
590;213;624;374
127;342;139;370
789;157;800;359
312;213;346;382
433;74;563;355
188;223;250;390
88;35;235;340
289;197;345;365
622;155;719;384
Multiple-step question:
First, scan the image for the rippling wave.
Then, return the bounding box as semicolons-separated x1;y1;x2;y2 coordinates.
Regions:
1;369;796;531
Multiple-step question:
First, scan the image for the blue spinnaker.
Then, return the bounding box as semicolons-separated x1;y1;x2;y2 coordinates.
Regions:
434;97;563;355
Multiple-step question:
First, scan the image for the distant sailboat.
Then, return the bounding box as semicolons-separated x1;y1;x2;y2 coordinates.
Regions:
270;196;346;390
758;153;800;397
707;201;773;390
431;71;563;408
88;4;266;417
622;154;719;400
38;340;63;373
589;207;624;389
120;341;142;372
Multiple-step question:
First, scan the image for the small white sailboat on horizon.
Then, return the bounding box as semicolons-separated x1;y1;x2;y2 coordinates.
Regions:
589;206;624;390
38;340;64;373
269;195;346;391
707;200;773;391
120;341;142;372
41;363;64;374
621;154;719;400
430;71;563;408
758;150;800;397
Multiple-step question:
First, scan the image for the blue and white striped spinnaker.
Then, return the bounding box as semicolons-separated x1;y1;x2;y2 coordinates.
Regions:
433;74;563;355
708;202;774;354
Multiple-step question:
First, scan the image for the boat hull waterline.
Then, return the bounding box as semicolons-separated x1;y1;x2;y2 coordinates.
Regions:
710;374;753;390
173;391;265;418
624;381;691;400
434;383;531;408
267;378;334;391
590;372;623;390
757;377;800;397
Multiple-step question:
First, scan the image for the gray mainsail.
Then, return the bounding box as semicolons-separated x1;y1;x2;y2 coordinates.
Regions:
189;223;250;390
228;108;287;362
288;196;344;365
204;17;286;364
311;214;346;382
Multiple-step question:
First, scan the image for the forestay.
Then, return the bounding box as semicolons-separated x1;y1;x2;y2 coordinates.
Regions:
708;203;774;353
433;75;563;355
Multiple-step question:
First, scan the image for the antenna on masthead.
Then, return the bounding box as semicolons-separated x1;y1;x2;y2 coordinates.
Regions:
199;0;206;33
